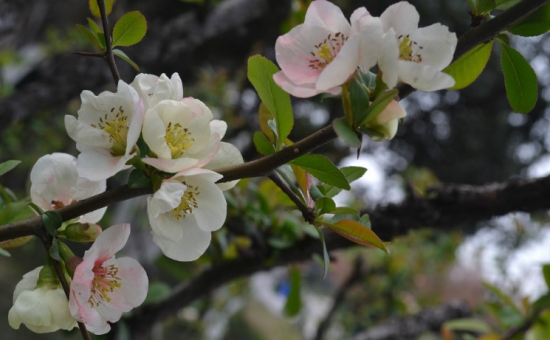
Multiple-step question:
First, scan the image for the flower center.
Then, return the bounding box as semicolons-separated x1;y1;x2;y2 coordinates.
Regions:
88;263;121;307
398;35;423;63
91;107;129;156
171;181;200;219
308;32;348;70
165;122;195;159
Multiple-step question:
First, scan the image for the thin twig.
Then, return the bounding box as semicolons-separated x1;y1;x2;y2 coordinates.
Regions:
267;171;316;224
37;229;91;340
501;308;546;340
97;0;121;84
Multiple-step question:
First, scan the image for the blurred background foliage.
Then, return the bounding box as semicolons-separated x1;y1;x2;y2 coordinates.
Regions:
1;0;550;339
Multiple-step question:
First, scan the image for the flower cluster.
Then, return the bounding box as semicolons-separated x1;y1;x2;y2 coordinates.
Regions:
65;72;243;261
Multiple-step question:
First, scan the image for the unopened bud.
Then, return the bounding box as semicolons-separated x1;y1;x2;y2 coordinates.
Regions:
57;241;82;277
58;223;102;242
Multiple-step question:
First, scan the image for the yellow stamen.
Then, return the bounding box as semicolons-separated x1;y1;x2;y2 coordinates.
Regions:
165;122;195;159
398;35;423;63
317;44;334;63
88;264;122;307
171;182;200;219
93;107;129;156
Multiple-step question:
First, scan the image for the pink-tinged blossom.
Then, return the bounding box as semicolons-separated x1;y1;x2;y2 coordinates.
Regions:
9;266;77;333
274;0;382;98
30;153;106;224
141;97;223;173
147;168;227;261
65;81;145;181
69;224;148;335
377;1;457;91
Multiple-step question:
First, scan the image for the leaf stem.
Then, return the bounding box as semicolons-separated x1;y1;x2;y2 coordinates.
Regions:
267;171;316;224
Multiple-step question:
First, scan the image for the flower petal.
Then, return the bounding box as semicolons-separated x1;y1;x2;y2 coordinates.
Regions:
398;61;455;91
75;144;131;181
85;224;130;261
210;120;227;139
273;71;325;98
305;0;351;35
149;180;186;217
65;115;112;149
142;157;200;173
380;1;419;36
410;23;457;71
378;29;400;89
152;226;212;261
316;33;360;91
142;108;171;159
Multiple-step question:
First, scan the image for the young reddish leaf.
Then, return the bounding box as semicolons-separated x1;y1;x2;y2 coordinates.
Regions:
291;164;313;208
444;41;493;90
112;11;147;47
322;219;389;254
89;0;116;19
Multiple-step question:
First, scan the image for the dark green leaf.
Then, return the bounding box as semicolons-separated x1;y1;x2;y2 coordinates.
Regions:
0;160;21;177
499;41;538;113
128;169;152;189
113;49;140;71
0;199;34;225
322;166;367;197
284;266;302;317
112;11;147;47
247;55;293;149
290;154;350;190
357;89;398;127
476;0;496;14
543;264;550;289
97;32;106;49
316;226;330;278
495;0;520;10
444;41;493;90
509;3;550;36
87;17;102;35
49;238;61;261
77;24;104;52
253;131;275;156
534;293;550;310
350;78;370;126
43;211;63;237
359;214;372;228
333;118;361;148
330;207;359;215
310;185;324;200
315;197;336;215
89;0;115;19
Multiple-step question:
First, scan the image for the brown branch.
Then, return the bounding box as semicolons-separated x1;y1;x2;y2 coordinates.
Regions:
98;0;120;84
267;171;316;224
501;307;546;340
125;174;550;336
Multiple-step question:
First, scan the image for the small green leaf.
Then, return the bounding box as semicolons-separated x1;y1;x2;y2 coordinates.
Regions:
495;0;520;10
359;71;377;90
350;78;370;126
330;207;359;215
357;89;398;127
476;0;496;14
43;211;63;237
253;131;275;156
533;293;550;310
49;238;61;261
315;197;336;215
0;199;34;225
322;166;367;197
321;219;389;254
499;40;538;113
247;55;294;149
316;227;330;278
112;11;147;47
113;49;140;71
284;266;302;317
128;169;151;189
444;41;493;90
0;247;10;257
333;118;361;148
543;264;550;289
144;282;172;305
356;126;385;139
87;17;102;35
482;281;522;314
0;160;21;177
443;318;493;333
509;3;550;36
97;32;106;49
89;0;116;19
359;214;372;228
76;24;104;52
290;155;350;190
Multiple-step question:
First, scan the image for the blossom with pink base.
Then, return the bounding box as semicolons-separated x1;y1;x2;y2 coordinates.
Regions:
69;224;148;335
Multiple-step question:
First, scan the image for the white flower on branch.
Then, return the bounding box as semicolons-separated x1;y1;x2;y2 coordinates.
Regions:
65;81;145;181
131;72;184;110
147;168;227;261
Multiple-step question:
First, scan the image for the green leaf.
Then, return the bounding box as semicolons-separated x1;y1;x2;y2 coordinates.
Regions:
0;199;34;225
43;211;63;237
330;207;359;215
350;78;370;126
0;160;21;177
87;17;102;35
247;55;293;149
321;219;389;254
499;41;538;113
533;293;550;310
49;238;61;261
495;0;520;10
284;266;302;317
316;227;330;279
444;41;493;90
476;0;496;14
359;71;377;90
76;24;104;52
89;0;116;19
113;49;140;71
315;197;336;215
543;264;550;289
253;131;275;156
128;169;151;189
444;318;493;333
97;32;106;49
509;3;550;37
333;118;361;148
290;154;350;190
112;11;147;47
0;247;10;257
482;281;522;315
322;166;367;197
357;89;398;127
359;214;372;228
144;282;172;305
